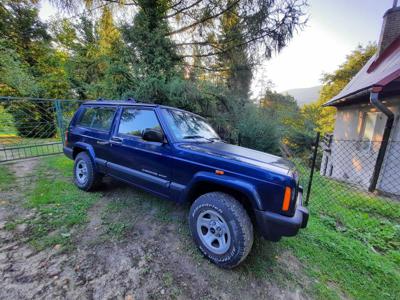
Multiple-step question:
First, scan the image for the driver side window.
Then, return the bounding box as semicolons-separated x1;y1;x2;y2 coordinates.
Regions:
118;108;161;137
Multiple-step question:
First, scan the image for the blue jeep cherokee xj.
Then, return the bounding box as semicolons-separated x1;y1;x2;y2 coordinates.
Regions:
63;100;309;268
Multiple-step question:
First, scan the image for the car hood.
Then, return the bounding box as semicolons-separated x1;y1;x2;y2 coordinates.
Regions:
178;142;296;175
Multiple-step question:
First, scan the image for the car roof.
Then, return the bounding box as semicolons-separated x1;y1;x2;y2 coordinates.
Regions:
81;100;205;119
83;100;157;107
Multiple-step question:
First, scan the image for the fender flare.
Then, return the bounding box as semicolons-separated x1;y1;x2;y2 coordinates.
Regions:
182;171;264;210
72;142;98;169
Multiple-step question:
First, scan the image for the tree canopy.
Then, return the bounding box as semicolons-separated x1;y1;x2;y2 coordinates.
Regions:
0;0;310;152
302;44;377;136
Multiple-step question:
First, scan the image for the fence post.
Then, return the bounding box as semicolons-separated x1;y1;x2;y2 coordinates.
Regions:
305;132;320;206
54;100;65;145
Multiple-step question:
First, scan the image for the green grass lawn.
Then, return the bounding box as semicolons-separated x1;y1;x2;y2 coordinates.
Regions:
0;105;17;136
3;155;399;299
5;156;99;251
0;164;14;191
288;163;400;299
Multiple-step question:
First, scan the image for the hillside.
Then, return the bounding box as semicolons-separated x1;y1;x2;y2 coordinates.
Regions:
283;85;321;106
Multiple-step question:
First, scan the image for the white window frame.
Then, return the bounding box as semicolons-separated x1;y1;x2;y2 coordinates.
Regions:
357;111;378;152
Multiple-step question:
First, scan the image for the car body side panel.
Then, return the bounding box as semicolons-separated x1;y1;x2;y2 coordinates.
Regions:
168;149;290;213
182;172;264;210
106;140;173;197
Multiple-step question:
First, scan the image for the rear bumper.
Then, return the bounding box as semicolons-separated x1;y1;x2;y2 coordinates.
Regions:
255;191;309;241
63;146;73;160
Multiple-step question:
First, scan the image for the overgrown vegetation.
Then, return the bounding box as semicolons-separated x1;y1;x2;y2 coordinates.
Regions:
0;0;310;153
0;1;380;157
299;44;377;136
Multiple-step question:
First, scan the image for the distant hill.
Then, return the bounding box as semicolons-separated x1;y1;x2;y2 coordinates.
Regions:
283;85;321;106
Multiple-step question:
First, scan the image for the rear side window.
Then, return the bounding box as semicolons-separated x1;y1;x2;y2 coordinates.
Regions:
77;106;116;131
118;108;161;137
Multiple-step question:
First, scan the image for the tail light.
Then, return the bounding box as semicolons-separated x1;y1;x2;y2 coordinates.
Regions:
64;130;68;145
282;187;292;211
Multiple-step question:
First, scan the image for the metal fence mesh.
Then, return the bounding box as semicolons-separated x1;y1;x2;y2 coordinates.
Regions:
0;97;82;162
298;134;400;255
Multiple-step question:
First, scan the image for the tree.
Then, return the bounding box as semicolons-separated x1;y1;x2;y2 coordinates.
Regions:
46;0;308;70
0;0;309;149
238;104;280;154
282;44;377;156
260;90;298;119
303;44;377;136
0;40;39;96
0;1;68;137
215;0;252;103
120;0;182;103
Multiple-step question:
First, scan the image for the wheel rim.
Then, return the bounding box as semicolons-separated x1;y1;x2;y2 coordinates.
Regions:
196;209;231;255
75;160;88;184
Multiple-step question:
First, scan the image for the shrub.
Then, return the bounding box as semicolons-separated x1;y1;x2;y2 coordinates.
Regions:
238;105;280;154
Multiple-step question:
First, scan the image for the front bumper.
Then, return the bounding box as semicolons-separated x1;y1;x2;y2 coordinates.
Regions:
255;191;309;241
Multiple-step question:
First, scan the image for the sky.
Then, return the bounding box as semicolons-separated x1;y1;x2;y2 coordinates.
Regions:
252;0;395;94
38;0;395;95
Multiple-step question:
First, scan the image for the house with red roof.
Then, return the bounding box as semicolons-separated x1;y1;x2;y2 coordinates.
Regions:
321;1;400;197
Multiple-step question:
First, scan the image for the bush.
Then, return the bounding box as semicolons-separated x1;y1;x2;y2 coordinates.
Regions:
8;100;56;138
238;105;280;154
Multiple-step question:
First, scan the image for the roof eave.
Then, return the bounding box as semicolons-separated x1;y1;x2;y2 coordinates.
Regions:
323;87;373;107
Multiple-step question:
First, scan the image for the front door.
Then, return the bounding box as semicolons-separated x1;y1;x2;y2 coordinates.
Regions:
107;107;172;197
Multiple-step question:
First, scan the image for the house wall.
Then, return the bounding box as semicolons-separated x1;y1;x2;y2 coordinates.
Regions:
377;101;400;196
321;97;400;196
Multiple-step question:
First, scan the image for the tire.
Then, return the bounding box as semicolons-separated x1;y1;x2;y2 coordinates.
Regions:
73;152;102;191
189;192;254;268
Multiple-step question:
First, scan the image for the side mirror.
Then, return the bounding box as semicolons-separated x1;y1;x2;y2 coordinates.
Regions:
142;128;165;143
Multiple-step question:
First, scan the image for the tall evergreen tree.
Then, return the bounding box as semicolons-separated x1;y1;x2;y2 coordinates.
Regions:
120;0;182;103
217;1;252;103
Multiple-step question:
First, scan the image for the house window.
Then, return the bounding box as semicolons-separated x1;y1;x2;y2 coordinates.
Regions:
358;112;377;151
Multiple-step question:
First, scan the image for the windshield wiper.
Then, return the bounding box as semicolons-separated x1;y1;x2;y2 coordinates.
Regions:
209;137;221;142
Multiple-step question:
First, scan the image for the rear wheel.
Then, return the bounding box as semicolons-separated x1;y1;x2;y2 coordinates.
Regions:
189;192;253;268
73;152;102;191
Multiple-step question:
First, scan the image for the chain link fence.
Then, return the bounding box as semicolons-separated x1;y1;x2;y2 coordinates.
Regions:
0;97;83;162
296;133;400;256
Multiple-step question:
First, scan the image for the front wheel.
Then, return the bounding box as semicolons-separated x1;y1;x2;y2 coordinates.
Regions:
189;192;254;268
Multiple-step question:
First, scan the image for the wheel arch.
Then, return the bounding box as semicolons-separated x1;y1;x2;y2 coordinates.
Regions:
72;146;86;159
72;142;95;160
71;143;100;173
183;172;264;217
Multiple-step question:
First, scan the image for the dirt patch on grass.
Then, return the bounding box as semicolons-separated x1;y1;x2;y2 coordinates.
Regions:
0;158;311;300
9;159;38;178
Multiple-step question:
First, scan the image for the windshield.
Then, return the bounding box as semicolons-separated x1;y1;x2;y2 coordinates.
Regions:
162;109;220;142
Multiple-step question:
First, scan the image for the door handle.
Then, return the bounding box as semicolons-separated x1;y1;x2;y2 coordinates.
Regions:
110;136;123;144
97;141;110;145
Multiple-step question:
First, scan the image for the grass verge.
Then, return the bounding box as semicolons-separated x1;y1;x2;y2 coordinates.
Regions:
289;162;400;299
25;156;98;251
0;164;15;190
